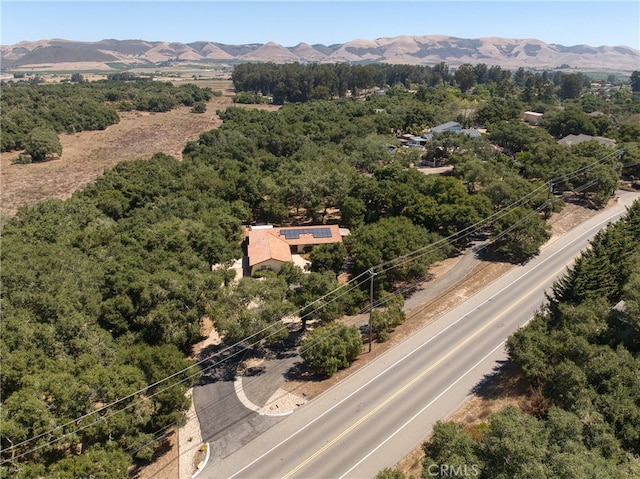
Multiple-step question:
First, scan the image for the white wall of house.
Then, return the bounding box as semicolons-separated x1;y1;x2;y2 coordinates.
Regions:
524;111;543;125
251;258;286;275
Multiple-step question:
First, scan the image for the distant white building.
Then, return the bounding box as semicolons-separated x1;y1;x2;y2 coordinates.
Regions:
523;111;544;125
557;134;617;148
421;121;482;141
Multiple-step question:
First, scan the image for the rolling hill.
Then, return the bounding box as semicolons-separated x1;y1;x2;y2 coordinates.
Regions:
1;35;638;72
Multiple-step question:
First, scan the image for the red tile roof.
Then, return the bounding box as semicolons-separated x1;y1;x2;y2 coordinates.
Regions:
245;224;343;267
247;230;292;267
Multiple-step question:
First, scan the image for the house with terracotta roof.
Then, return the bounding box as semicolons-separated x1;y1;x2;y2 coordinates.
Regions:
244;224;345;275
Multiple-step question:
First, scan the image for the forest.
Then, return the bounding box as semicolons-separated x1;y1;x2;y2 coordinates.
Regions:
1;62;639;477
231;61;639;105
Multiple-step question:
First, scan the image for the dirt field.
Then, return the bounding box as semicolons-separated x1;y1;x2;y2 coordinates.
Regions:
0;82;279;218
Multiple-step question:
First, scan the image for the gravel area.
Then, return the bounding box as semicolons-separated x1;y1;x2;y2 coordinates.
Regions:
178;391;205;478
258;388;307;415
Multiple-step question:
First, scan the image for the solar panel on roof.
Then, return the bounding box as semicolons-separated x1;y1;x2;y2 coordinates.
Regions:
280;227;333;240
312;227;332;238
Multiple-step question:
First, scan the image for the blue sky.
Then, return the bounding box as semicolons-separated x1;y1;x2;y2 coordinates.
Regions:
2;1;639;49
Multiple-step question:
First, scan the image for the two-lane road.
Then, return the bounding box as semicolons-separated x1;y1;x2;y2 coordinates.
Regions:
202;191;638;479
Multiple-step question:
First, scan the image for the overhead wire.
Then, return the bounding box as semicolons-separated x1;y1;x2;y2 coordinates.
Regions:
88;141;640;459
3;144;637;465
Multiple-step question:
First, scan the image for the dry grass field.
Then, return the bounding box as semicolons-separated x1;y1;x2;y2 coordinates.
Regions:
1;106;217;217
0;80;278;218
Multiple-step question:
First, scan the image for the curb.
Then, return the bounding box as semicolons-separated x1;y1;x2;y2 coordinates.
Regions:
191;443;210;479
234;376;296;417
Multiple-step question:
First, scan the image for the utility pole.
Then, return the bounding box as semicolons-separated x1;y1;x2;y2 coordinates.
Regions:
368;268;376;352
545;181;553;219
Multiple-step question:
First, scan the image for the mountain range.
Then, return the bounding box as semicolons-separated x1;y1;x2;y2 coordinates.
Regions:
1;36;639;72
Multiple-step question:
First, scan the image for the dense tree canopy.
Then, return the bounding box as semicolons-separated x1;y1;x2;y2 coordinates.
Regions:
631;71;640;92
543;108;597;137
2;61;638;476
299;323;363;377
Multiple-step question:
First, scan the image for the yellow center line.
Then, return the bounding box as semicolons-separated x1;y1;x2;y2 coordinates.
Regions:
280;264;567;479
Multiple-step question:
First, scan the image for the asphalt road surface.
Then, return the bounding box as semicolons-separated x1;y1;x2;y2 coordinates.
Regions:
199;191;639;479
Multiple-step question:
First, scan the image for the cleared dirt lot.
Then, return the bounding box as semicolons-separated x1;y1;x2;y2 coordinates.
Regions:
1;106;216;217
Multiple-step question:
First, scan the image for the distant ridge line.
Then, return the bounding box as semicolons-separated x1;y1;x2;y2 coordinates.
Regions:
2;35;638;72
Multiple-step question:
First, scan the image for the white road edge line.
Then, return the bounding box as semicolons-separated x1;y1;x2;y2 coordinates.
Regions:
225;204;629;479
338;340;507;479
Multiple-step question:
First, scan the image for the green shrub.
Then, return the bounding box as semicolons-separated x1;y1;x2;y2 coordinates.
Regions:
11;153;32;164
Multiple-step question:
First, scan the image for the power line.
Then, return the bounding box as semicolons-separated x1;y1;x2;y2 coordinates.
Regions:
0;181;584;464
3;145;637;464
112;193;567;461
92;142;640;460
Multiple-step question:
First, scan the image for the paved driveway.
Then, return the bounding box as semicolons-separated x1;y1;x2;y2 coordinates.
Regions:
193;242;485;463
193;344;301;462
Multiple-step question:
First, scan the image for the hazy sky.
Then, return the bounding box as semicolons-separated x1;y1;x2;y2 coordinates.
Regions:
2;1;639;49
